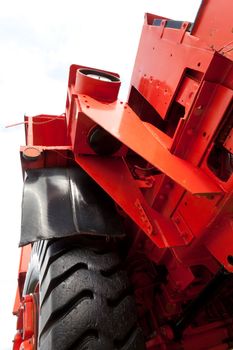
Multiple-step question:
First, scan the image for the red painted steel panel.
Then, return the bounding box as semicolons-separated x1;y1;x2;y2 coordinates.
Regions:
77;95;221;195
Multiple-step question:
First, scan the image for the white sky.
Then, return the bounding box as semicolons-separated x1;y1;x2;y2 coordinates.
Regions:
0;1;201;349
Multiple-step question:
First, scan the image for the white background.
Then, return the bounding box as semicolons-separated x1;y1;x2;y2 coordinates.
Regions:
0;1;201;348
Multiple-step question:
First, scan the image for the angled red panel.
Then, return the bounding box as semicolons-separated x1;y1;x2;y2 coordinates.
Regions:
77;95;221;196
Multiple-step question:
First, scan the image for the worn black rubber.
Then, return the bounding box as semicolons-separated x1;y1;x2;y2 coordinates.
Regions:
24;238;145;350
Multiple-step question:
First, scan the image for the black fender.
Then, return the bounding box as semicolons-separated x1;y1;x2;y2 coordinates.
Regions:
20;167;124;246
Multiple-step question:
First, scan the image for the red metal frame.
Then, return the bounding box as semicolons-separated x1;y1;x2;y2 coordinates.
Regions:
13;293;37;350
12;1;233;349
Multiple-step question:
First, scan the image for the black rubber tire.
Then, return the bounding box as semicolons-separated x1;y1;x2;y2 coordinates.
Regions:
23;238;145;350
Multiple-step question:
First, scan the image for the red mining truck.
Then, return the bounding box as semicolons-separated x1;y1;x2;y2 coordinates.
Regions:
12;0;233;349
